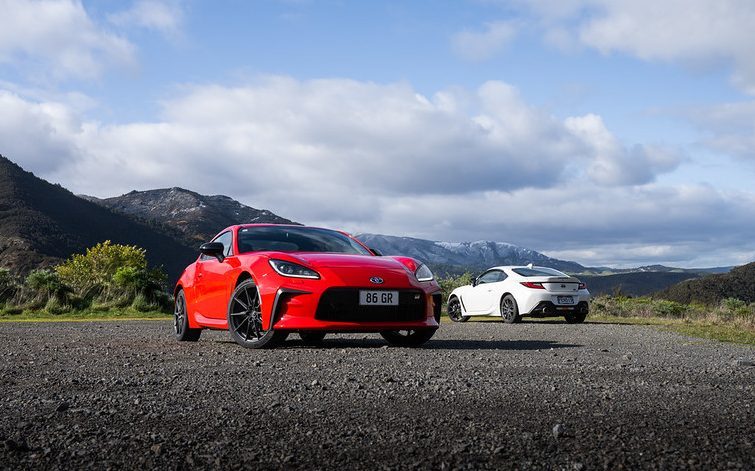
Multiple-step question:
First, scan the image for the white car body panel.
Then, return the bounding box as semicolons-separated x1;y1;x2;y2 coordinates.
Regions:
449;266;590;318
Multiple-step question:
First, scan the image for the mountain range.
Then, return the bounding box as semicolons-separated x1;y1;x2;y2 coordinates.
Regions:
0;154;739;298
82;188;296;243
355;233;587;274
0;155;195;282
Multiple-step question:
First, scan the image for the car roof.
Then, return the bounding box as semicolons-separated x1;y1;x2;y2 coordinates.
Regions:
484;265;565;273
485;265;541;271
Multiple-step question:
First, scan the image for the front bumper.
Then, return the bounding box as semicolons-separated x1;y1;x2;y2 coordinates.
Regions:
266;285;442;332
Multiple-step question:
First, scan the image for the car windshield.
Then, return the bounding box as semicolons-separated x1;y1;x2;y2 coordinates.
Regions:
237;226;371;255
512;267;568;277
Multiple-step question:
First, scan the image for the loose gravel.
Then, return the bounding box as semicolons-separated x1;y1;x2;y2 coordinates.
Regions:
1;320;753;470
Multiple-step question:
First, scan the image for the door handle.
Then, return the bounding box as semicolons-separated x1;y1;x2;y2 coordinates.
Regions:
198;273;203;278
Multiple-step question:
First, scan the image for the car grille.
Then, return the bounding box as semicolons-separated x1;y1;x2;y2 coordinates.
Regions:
315;288;426;322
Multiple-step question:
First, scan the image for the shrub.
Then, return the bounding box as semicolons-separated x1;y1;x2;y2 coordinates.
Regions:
1;306;23;315
0;268;17;304
717;298;754;320
56;241;148;295
26;269;63;295
131;292;160;312
113;266;166;298
652;300;688;319
56;241;169;311
591;294;754;331
44;296;71;315
722;297;746;311
438;272;474;304
2;241;171;315
23;268;73;308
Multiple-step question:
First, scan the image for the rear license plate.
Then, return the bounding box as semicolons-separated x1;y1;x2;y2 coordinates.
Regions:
359;290;399;306
557;296;574;305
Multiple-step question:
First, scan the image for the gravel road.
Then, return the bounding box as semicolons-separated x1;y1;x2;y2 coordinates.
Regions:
1;320;753;470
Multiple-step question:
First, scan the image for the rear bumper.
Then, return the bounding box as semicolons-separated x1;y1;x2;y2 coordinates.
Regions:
526;300;589;317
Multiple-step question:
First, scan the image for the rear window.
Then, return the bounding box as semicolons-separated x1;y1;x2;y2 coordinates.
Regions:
512;267;568;277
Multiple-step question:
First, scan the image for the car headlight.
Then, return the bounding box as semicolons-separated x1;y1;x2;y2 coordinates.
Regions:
269;259;320;279
415;264;434;282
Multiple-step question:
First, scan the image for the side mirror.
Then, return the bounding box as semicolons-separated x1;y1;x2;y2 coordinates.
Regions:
471;277;478;287
369;247;383;256
199;242;225;262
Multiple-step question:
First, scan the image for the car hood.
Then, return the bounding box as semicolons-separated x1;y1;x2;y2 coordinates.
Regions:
284;253;408;270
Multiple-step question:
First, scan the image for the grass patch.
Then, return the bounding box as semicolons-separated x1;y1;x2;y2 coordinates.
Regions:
0;309;170;323
589;294;754;346
589;314;755;346
668;323;755;345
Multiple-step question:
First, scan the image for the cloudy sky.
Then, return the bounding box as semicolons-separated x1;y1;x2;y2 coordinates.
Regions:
1;0;754;268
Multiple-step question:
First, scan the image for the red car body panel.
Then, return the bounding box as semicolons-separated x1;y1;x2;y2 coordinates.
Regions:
176;224;442;333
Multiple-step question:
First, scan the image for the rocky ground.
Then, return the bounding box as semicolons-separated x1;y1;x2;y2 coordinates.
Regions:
1;320;753;470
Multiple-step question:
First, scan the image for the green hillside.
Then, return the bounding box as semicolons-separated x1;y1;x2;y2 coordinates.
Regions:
581;272;701;297
655;262;755;304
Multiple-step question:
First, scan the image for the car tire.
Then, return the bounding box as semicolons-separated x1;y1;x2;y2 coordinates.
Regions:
447;296;468;323
227;279;287;349
299;331;326;345
174;290;201;341
500;294;521;324
564;312;587;324
380;329;436;347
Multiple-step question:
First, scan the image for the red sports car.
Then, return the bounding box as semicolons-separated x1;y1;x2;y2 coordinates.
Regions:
174;224;442;348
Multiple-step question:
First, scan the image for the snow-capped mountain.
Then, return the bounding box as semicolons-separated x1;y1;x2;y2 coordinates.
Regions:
354;233;587;274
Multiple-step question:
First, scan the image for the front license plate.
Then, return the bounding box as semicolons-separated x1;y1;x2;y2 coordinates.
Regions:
557;296;574;305
359;290;399;306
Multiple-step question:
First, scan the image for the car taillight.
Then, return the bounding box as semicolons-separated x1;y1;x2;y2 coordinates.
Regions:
578;282;587;290
520;282;545;289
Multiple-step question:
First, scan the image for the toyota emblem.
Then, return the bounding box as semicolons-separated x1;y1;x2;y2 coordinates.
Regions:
370;277;384;284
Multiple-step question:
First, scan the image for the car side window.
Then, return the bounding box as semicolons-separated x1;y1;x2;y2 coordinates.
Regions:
219;231;234;256
200;231;233;261
477;270;504;285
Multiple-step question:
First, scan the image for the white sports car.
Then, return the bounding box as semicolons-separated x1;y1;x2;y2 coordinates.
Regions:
447;265;590;324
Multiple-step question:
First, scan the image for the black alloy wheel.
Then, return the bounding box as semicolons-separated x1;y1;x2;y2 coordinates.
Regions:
447;296;468;322
227;280;287;349
500;294;521;324
174;290;201;341
380;329;436;347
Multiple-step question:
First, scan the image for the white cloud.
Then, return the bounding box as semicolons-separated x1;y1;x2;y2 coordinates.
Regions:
0;0;136;80
1;77;749;267
349;184;755;267
687;100;755;161
0;90;82;173
451;21;518;62
565;114;683;185
520;0;755;93
108;0;184;38
89;77;591;197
